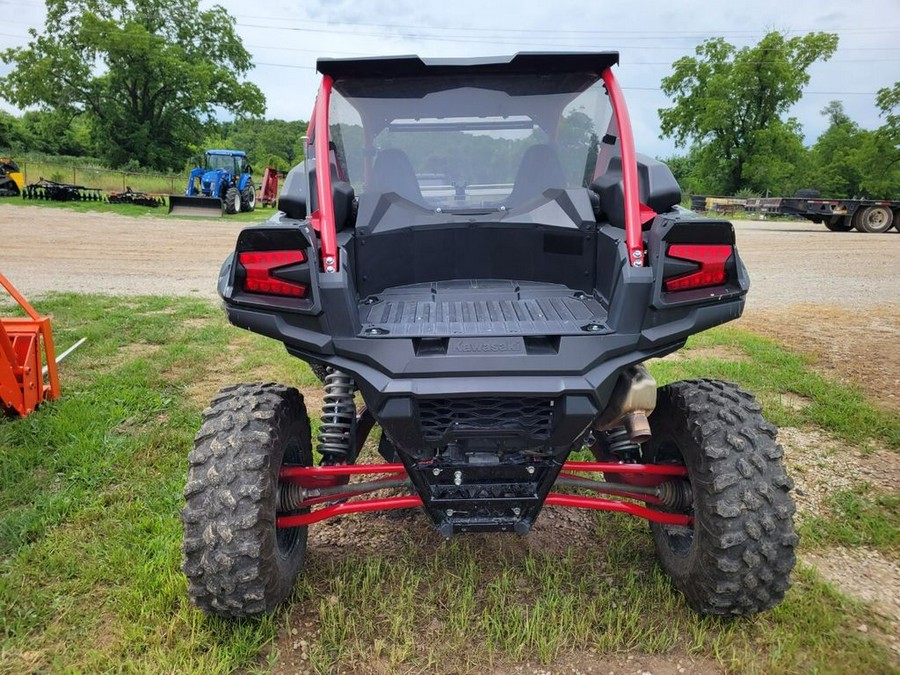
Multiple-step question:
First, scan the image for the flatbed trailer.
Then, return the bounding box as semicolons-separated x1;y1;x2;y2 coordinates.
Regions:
745;197;900;233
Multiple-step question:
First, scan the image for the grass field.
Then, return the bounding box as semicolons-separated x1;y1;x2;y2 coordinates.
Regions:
0;295;897;673
0;196;273;222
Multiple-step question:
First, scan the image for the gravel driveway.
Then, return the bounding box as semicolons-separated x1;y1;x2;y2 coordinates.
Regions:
1;204;897;308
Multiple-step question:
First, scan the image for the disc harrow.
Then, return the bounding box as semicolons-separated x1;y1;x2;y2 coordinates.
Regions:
107;188;166;207
22;178;103;203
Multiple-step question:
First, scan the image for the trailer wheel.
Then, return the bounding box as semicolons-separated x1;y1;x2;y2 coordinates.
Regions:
853;205;894;233
182;382;312;617
224;186;241;215
240;182;256;212
643;379;797;616
824;215;853;232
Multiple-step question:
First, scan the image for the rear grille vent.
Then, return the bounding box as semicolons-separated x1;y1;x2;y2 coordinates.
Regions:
418;397;554;443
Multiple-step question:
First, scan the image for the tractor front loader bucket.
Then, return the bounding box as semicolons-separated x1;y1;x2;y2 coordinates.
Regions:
0;274;59;417
167;195;223;217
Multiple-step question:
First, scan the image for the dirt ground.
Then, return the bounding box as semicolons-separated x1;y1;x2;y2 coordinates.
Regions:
2;203;899;672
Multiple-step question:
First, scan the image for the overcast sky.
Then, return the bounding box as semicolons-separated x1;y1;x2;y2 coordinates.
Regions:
2;0;899;158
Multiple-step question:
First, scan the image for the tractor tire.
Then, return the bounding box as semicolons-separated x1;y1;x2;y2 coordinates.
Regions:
643;379;797;616
224;186;241;215
182;382;312;617
853;205;894;233
240;183;256;212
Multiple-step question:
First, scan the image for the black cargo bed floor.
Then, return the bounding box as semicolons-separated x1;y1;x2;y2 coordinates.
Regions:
358;280;608;337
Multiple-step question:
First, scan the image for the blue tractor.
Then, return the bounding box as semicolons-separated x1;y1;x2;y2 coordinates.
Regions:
168;149;256;217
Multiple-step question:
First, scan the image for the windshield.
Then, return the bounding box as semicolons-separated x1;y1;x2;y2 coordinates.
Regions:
206;154;240;173
329;72;612;211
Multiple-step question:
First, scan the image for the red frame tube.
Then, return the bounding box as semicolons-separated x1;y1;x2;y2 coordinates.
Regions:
563;461;687;477
544;494;691;526
309;75;339;272
601;68;644;268
280;463;408;481
277;496;423;528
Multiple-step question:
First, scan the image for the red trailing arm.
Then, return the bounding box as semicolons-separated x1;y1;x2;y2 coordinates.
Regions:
277;461;692;528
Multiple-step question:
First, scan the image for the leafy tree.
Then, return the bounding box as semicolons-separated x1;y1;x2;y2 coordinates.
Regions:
206;118;308;172
858;82;900;197
875;82;900;145
0;111;26;151
659;31;838;194
805;101;866;197
0;0;265;170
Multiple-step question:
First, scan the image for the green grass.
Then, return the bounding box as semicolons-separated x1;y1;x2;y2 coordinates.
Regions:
648;328;900;450
800;487;900;551
1;295;897;673
1;196;273;222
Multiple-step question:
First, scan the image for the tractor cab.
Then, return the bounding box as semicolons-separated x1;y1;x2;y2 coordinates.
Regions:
204;150;251;177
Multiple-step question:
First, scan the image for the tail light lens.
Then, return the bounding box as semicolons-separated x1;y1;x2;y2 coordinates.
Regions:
663;244;732;292
238;250;308;297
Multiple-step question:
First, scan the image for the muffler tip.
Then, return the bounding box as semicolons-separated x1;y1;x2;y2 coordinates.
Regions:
623;411;652;445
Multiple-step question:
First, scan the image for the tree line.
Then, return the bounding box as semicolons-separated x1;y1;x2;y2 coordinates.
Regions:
0;1;897;198
659;32;899;199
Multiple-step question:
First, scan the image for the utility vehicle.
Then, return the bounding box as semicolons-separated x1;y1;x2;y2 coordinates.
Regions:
182;52;797;618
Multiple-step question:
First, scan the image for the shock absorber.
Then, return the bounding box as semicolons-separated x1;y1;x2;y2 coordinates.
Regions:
318;367;357;464
602;426;641;461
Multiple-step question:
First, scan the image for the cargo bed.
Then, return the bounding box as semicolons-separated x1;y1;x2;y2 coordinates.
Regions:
358;280;608;337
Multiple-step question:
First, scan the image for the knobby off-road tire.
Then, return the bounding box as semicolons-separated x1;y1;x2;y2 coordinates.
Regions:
182;382;312;617
644;379;798;615
224;186;241;215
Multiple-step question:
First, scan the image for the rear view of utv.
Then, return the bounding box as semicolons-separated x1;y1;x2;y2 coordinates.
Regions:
182;52;797;619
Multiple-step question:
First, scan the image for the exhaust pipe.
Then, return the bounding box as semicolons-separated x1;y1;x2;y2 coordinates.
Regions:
594;364;657;442
623;411;652;444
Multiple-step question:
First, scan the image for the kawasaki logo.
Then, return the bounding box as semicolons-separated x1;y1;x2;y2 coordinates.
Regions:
450;338;524;354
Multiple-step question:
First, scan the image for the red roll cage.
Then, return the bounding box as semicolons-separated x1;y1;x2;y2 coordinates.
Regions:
305;66;645;274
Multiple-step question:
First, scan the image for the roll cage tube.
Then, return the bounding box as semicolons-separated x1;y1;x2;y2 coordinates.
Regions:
308;74;340;273
308;67;643;272
601;68;643;267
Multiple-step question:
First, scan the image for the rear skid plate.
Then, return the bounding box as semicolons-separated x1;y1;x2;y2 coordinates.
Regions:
167;195;223;217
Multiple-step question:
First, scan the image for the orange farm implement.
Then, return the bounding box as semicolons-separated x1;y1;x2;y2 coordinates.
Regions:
0;274;84;417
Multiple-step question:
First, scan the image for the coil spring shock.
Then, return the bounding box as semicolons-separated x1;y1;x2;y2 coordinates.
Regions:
317;367;357;463
604;426;641;461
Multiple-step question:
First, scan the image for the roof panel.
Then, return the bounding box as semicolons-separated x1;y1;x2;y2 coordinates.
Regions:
317;52;619;79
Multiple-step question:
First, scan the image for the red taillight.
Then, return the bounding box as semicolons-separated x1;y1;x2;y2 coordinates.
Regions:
238;250;308;297
664;244;732;292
